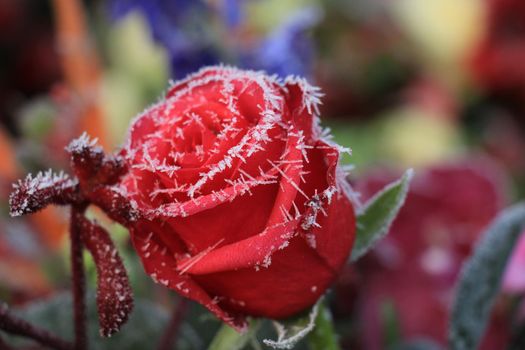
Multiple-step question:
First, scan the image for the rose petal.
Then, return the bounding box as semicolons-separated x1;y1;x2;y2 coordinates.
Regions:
301;140;356;270
283;77;323;142
176;220;299;275
265;131;304;226
146;167;280;219
167;181;279;253
130;221;247;331
192;236;335;319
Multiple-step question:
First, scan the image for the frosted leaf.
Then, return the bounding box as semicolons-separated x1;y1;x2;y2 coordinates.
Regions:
263;301;320;349
449;204;525;350
79;216;134;337
351;169;413;262
9;170;79;217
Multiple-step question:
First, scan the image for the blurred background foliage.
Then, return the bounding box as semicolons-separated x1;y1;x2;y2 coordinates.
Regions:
2;0;525;349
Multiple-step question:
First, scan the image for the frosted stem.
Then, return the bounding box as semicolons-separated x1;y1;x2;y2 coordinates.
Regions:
70;206;88;350
0;303;73;350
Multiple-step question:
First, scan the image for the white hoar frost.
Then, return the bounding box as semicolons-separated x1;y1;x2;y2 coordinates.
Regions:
263;301;320;349
10;169;78;217
65;131;100;154
13;169;76;195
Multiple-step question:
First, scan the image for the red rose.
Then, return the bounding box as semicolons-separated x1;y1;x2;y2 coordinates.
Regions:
117;66;356;330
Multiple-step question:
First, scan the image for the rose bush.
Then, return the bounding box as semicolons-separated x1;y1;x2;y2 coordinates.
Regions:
116;66;357;330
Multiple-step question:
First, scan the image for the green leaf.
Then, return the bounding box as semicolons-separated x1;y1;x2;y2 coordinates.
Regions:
307;301;340;350
449;204;525;350
5;293;203;350
351;169;413;261
208;320;260;350
263;301;321;349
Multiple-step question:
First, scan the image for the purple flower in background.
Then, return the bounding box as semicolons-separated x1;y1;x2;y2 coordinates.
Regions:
221;0;244;28
107;0;320;78
241;7;321;78
109;0;220;78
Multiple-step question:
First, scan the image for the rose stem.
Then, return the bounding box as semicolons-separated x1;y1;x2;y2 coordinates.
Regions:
157;299;189;350
70;207;88;350
0;303;73;350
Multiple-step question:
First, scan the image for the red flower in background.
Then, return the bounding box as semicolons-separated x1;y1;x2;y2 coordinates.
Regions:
471;0;525;100
345;160;509;349
117;66;357;330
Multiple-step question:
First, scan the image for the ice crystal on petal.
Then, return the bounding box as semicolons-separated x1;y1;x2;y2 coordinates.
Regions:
284;76;324;115
178;238;225;274
299;187;339;248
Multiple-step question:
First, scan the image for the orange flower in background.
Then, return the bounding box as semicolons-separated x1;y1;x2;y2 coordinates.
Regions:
0;127;67;249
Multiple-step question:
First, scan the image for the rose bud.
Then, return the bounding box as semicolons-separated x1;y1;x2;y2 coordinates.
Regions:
115;66;357;330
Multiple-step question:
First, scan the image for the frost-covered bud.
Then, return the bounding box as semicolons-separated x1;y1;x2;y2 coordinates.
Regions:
67;133;127;190
116;66;356;330
9;170;79;217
